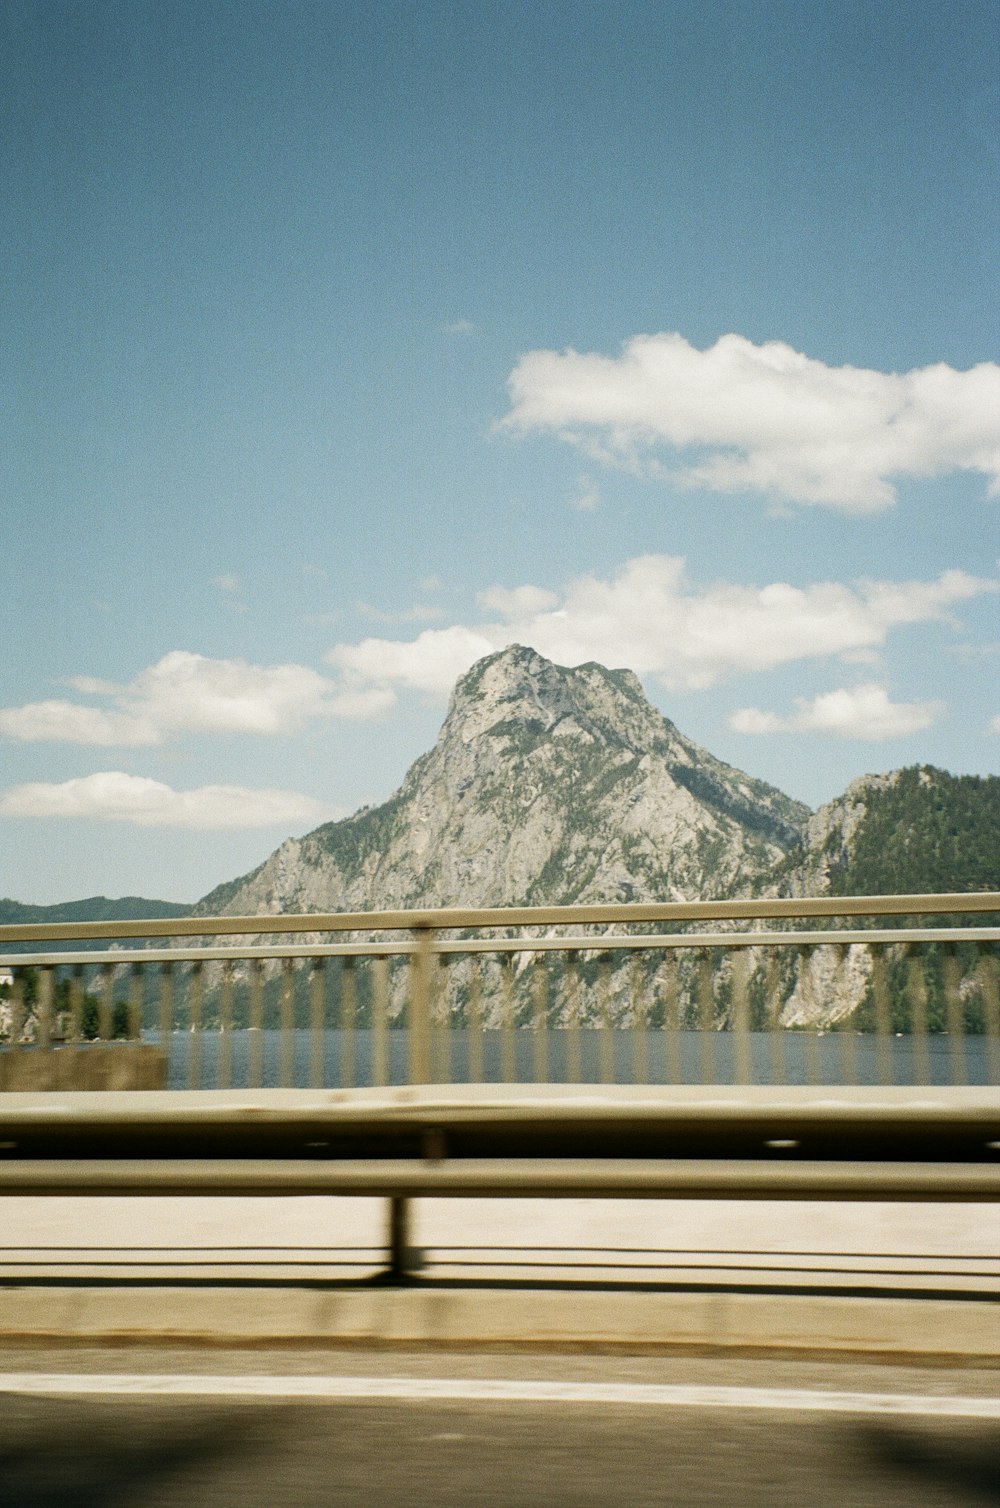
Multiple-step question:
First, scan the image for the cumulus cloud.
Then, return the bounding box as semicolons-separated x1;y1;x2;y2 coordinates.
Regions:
328;626;496;696
212;573;241;594
990;714;1000;734
326;555;997;695
502;332;1000;512
0;772;335;829
730;685;946;740
475;584;559;619
0;650;391;746
0;702;158;747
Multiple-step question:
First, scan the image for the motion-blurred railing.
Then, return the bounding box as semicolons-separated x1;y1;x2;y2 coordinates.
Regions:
1;893;998;1090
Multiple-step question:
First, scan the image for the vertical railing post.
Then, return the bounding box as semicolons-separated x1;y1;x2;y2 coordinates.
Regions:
836;946;858;1086
697;951;715;1085
409;927;432;1084
68;964;84;1044
189;961;204;1089
372;956;390;1087
432;954;451;1085
159;961;174;1064
662;951;681;1085
280;957;295;1088
565;951;581;1084
467;957;484;1083
500;954;516;1083
532;954;549;1083
871;949;893;1086
341;956;357;1088
598;953;614;1084
631;951;648;1086
944;944;967;1086
798;948;821;1085
37;966;54;1052
907;947;931;1086
128;963;144;1043
309;957;326;1090
979;948;999;1087
10;975;25;1051
99;962;114;1043
732;947;751;1086
219;961;234;1090
767;950;785;1086
249;958;265;1088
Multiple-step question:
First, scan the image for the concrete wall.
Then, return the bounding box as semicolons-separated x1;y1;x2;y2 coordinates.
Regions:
0;1045;167;1091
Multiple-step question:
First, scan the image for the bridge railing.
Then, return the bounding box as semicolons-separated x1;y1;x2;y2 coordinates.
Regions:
1;893;998;1090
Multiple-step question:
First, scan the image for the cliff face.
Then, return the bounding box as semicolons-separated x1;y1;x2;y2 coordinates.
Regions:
198;644;810;918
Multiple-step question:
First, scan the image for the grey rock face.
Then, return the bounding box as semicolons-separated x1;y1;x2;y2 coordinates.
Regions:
200;645;810;919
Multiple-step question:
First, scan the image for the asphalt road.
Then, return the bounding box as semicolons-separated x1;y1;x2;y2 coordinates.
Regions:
1;1350;997;1507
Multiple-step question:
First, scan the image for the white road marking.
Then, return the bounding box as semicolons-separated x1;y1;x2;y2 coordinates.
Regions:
0;1374;997;1418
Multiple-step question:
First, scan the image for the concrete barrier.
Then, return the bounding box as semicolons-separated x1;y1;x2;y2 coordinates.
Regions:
0;1046;167;1092
0;1284;995;1360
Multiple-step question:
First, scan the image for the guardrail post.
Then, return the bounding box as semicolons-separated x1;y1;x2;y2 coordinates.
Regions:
387;1195;412;1280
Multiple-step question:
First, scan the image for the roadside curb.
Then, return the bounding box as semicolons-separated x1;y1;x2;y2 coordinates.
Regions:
0;1285;996;1360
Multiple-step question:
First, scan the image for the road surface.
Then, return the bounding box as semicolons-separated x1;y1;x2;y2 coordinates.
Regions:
1;1348;998;1506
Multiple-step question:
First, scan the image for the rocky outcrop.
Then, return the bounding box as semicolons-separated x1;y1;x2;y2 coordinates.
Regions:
199;645;809;921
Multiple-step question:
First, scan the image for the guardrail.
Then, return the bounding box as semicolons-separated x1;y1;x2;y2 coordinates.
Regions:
2;1085;998;1279
1;893;999;1089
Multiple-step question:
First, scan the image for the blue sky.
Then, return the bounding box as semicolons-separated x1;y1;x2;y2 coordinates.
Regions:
2;0;998;904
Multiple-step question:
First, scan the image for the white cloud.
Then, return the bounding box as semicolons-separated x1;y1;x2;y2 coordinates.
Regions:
475;584;559;619
0;650;391;747
728;706;785;735
328;626;497;696
731;685;946;740
212;573;241;594
502;332;1000;512
442;318;475;335
0;772;335;829
124;652;335;734
324;555;997;696
0;701;158;747
990;714;1000;734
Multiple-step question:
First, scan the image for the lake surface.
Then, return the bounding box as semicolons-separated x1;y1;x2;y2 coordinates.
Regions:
155;1027;995;1090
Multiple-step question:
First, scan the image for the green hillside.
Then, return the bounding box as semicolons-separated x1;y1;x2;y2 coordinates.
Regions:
0;895;192;926
825;766;1000;896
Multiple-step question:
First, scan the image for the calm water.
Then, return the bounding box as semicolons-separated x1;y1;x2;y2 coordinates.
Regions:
155;1028;995;1090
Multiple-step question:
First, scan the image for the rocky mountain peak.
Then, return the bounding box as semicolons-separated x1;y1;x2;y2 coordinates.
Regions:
442;643;676;757
200;646;811;918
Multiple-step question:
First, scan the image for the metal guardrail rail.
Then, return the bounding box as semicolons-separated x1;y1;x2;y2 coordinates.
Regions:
2;1083;998;1277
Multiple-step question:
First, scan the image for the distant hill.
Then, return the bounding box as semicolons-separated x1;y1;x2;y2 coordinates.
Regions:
776;766;1000;898
0;895;192;927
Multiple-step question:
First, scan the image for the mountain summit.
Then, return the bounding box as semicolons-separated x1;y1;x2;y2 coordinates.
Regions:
199;645;809;917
